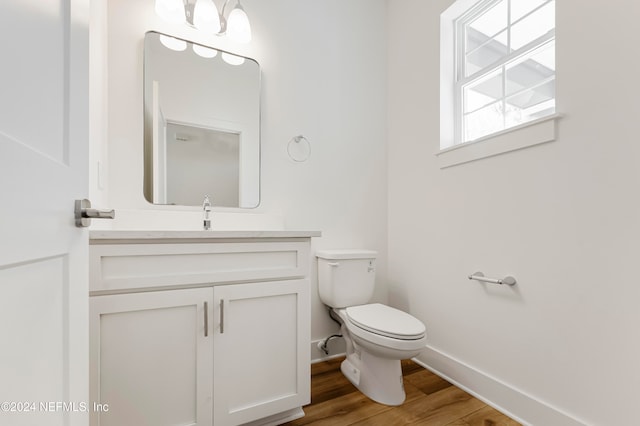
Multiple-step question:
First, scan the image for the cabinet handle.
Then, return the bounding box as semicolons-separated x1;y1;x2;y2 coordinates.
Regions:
204;301;209;337
220;299;225;334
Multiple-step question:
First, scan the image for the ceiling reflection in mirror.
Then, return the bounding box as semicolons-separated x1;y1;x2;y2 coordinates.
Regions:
143;31;260;208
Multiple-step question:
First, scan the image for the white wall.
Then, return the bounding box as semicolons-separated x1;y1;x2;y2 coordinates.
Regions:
91;0;388;356
165;126;240;206
388;1;640;425
251;0;389;335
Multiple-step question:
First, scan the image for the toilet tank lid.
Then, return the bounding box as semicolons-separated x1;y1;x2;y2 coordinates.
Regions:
316;249;377;260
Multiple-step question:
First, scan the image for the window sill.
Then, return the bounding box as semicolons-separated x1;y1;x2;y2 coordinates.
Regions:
436;114;561;169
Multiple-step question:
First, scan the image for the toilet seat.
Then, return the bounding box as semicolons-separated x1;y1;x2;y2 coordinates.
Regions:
336;305;427;354
346;303;425;340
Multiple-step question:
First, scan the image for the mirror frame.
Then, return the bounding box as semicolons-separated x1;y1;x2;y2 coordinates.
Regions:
142;31;261;209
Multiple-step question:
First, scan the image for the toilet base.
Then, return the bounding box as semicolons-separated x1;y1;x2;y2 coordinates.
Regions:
341;352;405;406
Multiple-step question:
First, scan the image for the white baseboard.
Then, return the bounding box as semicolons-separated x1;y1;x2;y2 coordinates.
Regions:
310;337;346;364
414;345;589;426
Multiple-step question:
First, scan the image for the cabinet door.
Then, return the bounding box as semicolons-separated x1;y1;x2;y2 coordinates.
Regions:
213;280;310;425
90;288;213;426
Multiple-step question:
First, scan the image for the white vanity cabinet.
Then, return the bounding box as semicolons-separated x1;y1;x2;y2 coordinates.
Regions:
89;231;319;426
212;280;309;425
90;287;214;426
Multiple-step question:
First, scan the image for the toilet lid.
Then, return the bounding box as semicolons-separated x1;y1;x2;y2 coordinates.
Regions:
346;303;426;340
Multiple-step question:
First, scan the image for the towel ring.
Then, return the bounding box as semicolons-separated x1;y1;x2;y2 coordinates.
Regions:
287;135;311;162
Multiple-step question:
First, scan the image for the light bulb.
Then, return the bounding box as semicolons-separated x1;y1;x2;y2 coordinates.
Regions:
193;44;218;58
159;35;187;51
193;0;221;34
155;0;186;24
226;4;252;43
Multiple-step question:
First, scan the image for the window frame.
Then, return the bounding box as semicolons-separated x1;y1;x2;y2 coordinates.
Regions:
452;0;556;145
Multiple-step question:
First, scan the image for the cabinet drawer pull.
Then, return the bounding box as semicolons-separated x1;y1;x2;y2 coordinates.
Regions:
204;301;209;337
220;299;225;334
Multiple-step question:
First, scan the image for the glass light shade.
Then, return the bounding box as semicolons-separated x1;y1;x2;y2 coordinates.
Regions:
159;35;188;51
155;0;186;24
226;5;252;43
193;44;218;58
221;52;245;66
193;0;221;34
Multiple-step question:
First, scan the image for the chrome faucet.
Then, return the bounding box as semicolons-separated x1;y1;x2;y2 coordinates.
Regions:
203;195;212;230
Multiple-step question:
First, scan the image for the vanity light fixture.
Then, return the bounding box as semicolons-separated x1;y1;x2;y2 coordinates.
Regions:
155;0;252;44
193;0;221;34
224;2;251;43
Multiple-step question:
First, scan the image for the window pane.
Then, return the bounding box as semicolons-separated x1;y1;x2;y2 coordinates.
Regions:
510;0;555;50
506;79;555;111
505;42;555;96
510;0;549;23
464;68;503;113
454;0;556;145
465;26;487;53
468;0;507;39
505;80;555;127
464;101;505;142
466;29;508;76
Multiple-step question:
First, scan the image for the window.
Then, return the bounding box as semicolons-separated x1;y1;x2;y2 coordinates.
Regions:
452;0;555;144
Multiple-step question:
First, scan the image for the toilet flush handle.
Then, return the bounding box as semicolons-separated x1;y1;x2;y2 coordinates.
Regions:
327;262;340;267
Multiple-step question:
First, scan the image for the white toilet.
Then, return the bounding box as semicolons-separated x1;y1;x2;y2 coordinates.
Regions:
316;249;427;406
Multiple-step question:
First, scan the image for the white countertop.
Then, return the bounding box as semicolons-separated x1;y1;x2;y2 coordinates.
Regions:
89;229;321;243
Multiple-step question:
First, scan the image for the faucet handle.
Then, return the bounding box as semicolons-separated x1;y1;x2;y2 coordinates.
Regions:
203;195;212;210
203;195;212;230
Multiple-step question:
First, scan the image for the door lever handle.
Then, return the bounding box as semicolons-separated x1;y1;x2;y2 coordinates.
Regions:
75;199;115;227
83;208;115;219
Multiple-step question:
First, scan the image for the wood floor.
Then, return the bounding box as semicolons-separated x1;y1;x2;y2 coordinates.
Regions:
284;357;521;426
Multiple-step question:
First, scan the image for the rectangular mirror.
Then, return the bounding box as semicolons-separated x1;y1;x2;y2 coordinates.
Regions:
143;31;260;208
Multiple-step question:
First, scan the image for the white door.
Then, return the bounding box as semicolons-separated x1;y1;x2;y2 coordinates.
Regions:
0;1;90;425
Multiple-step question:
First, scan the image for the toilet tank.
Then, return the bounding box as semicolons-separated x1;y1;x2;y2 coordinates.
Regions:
316;249;377;308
